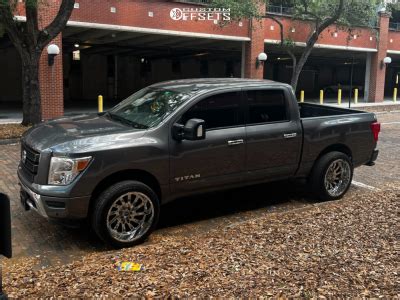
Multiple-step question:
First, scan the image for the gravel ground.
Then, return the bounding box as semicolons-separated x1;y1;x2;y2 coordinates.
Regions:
2;111;399;297
3;187;399;298
0;124;29;139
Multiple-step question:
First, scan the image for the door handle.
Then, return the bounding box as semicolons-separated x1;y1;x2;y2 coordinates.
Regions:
283;133;297;139
227;139;244;146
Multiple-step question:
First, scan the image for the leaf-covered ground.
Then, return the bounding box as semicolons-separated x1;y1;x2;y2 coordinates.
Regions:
0;124;29;140
3;188;399;298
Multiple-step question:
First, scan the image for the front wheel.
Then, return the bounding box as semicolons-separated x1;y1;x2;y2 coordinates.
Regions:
92;181;160;248
309;151;353;201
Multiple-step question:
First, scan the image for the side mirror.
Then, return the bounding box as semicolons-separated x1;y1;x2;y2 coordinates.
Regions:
173;118;206;141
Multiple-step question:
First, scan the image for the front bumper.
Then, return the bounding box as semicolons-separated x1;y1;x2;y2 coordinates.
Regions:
18;178;91;220
20;181;48;218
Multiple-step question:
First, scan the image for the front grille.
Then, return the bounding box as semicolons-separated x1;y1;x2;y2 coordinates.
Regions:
21;143;40;177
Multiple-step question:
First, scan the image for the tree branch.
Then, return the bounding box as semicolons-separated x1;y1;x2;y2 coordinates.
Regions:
262;15;283;46
38;0;75;48
0;2;24;53
25;0;39;45
287;49;297;70
318;0;345;34
300;0;321;21
306;0;344;48
290;0;345;90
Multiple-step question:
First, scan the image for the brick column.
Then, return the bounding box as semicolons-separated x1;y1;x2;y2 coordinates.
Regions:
244;4;265;79
368;11;390;102
38;1;64;120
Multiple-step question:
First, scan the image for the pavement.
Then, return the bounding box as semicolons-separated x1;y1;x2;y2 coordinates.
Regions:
0;99;399;124
305;98;400;111
0;103;117;124
0;111;399;267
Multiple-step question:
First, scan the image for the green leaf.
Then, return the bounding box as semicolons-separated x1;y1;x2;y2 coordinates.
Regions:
213;0;378;28
209;0;262;22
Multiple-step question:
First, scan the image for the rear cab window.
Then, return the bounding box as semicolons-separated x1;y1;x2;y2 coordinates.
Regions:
245;89;289;125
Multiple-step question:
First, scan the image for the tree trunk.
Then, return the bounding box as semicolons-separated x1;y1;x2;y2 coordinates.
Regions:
21;52;42;125
290;44;315;92
290;64;301;92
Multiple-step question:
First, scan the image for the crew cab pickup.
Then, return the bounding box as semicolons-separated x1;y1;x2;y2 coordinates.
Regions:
18;79;380;247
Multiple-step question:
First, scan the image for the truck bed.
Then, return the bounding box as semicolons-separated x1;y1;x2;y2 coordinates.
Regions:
296;102;377;179
299;102;364;118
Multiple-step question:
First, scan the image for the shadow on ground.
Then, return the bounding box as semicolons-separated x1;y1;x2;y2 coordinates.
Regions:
158;179;310;228
57;180;311;250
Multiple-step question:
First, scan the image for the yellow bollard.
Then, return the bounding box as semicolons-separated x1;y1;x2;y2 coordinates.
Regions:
98;95;103;113
354;88;358;104
338;89;342;105
394;88;397;103
300;90;304;103
320;90;324;104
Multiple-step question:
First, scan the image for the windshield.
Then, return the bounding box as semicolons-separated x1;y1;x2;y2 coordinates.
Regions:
108;88;191;129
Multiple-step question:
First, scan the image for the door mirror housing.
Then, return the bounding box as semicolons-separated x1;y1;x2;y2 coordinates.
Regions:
184;118;206;140
173;119;206;141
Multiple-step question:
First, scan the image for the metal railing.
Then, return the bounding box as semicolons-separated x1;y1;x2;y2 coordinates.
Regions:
389;22;400;31
267;5;294;16
172;0;211;5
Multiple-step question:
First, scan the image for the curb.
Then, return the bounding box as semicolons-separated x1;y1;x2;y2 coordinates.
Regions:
0;138;20;145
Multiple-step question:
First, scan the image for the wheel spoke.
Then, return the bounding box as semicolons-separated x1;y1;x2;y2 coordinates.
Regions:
132;195;140;207
130;217;140;223
108;212;118;218
324;159;351;197
114;220;121;231
109;215;119;226
135;204;145;211
106;191;155;243
126;222;135;231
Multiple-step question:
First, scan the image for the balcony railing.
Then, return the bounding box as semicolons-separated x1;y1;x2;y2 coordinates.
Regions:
172;0;211;5
267;5;294;16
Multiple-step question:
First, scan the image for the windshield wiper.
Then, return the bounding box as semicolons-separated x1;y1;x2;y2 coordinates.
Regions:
106;112;148;129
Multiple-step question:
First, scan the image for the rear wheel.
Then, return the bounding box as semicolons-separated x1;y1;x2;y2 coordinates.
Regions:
92;180;160;248
309;151;353;201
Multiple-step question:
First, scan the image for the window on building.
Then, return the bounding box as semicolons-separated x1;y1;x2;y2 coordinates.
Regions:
181;92;243;130
246;89;288;124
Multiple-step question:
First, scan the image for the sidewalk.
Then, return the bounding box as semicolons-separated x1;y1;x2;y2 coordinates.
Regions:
0;105;115;124
299;97;400;113
1;99;399;124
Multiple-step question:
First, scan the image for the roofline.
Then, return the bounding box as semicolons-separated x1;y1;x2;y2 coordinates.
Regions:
14;16;250;42
264;39;378;53
150;78;293;92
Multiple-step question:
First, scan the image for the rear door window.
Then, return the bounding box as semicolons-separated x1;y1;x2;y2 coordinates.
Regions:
246;89;288;125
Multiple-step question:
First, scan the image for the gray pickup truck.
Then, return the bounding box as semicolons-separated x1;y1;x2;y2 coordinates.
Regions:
18;79;380;248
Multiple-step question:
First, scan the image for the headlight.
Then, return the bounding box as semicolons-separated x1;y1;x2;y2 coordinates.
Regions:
48;156;92;185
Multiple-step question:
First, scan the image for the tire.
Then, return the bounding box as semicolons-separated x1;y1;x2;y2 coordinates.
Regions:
92;180;160;248
309;151;353;201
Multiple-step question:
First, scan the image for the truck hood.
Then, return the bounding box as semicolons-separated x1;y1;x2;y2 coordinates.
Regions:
22;114;146;153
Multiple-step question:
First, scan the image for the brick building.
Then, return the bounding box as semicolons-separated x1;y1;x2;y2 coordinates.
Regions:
0;0;399;120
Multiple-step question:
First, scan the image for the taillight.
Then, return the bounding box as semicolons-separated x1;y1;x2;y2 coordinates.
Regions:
370;122;381;142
